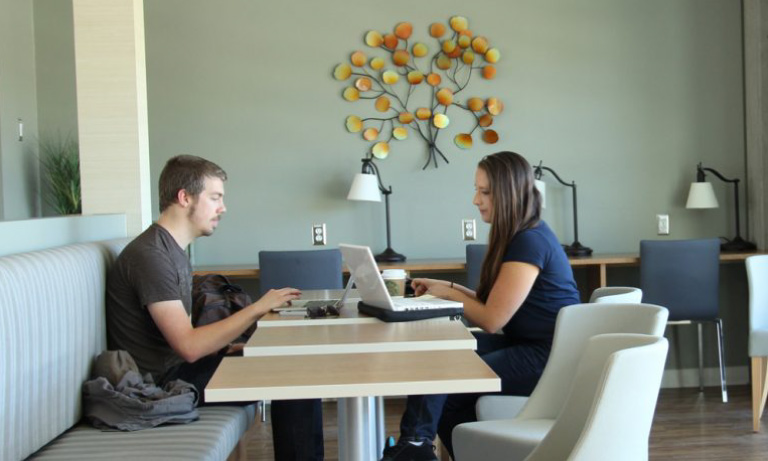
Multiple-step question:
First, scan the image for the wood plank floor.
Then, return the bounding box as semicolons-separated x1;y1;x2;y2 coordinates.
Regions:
243;385;768;460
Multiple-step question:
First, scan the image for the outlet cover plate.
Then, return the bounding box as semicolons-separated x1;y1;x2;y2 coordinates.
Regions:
462;219;476;241
312;223;327;245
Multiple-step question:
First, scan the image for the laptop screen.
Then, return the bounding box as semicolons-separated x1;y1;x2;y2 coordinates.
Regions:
339;244;395;310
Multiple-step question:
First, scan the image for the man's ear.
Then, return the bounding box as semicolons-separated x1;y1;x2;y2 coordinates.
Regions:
177;189;193;208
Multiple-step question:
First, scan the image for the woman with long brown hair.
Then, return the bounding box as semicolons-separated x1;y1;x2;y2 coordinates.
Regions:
381;151;580;461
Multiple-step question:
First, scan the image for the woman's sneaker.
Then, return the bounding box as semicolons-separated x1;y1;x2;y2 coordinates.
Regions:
380;439;437;461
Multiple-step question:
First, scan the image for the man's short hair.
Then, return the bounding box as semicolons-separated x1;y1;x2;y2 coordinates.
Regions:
158;155;227;212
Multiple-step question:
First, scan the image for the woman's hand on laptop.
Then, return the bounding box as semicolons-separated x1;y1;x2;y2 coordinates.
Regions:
411;278;452;299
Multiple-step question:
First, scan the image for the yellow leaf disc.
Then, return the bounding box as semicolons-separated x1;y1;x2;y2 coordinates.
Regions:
485;48;500;64
370;57;385;70
487;97;504;115
355;77;372;91
343;87;359;101
375;96;391;112
458;34;472;49
467;97;484;111
436;88;454;106
407;70;424;84
471;36;489;54
415;107;432;120
462;50;475;65
455;133;473;149
442;40;457;54
436;54;452;70
412;42;429;58
365;30;383;47
350;51;367;67
333;63;352;80
382;70;400;84
393;49;410;67
450;16;469;32
372;142;390;159
345;115;362;132
363;127;379;141
393;126;408;140
433;113;450;129
399;112;414;124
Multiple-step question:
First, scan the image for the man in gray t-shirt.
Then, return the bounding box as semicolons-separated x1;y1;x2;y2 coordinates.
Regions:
105;155;324;460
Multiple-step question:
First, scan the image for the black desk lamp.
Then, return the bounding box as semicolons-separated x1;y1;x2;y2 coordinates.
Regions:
685;162;756;252
534;162;593;257
347;157;406;262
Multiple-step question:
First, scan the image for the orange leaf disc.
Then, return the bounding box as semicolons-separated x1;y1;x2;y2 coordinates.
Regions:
355;77;372;91
471;36;489;54
345;115;362;133
365;31;383;47
462;50;475;65
383;33;399;50
343;87;359;101
442;40;457;54
407;71;424;84
370;57;385;70
482;129;499;144
412;42;429;58
455;133;473;149
478;114;493;127
393;49;410;67
375;96;391;112
426;73;442;86
436;54;452;70
399;112;414;124
436;88;454;106
487;97;504;115
363;127;379;141
382;70;400;84
372;141;390;159
429;22;446;38
485;48;500;64
333;63;352;80
458;34;472;49
450;16;469;32
415;107;432;120
393;126;408;140
467;97;484;111
482;65;497;80
394;22;413;40
433;113;450;129
447;46;462;59
350;51;367;67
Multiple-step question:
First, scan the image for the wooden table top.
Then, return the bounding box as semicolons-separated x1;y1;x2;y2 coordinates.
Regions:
205;349;500;402
244;320;476;356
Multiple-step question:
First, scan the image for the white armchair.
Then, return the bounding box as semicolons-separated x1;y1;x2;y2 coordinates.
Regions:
747;255;768;432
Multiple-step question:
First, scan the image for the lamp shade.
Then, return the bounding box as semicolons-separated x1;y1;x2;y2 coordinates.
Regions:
347;173;381;202
534;179;546;209
686;182;718;209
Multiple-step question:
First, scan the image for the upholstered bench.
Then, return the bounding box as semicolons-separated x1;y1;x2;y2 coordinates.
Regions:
0;239;254;461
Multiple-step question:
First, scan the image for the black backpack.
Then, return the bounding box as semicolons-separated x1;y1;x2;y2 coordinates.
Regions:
191;274;256;344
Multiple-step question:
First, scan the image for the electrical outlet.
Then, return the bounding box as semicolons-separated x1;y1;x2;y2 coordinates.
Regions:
462;219;476;241
656;214;670;235
311;223;327;246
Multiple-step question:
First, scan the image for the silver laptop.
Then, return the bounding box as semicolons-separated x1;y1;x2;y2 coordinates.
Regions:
339;243;462;312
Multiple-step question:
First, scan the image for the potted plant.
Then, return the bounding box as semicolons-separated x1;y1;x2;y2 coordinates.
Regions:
39;135;81;215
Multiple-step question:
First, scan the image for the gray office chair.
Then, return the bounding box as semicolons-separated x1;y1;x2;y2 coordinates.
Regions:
258;249;343;294
465;244;487;290
639;238;727;402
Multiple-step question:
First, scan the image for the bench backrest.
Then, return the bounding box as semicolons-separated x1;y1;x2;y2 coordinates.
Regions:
0;238;130;460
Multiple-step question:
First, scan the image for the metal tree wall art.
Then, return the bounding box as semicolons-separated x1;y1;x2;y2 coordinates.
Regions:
333;16;503;169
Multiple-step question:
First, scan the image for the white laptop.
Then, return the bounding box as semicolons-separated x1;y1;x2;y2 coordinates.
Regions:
339;244;463;315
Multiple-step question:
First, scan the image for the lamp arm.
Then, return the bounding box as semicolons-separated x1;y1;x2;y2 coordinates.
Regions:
361;158;392;195
698;163;745;241
699;164;738;184
537;165;574;188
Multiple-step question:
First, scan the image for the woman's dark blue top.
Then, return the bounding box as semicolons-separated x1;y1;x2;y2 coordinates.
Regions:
500;221;580;343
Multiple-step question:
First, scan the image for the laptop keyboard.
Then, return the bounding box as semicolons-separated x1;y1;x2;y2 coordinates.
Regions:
393;297;460;311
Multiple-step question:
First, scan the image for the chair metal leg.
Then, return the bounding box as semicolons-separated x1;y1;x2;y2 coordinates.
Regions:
715;318;728;403
260;400;267;422
752;356;768;432
697;323;704;393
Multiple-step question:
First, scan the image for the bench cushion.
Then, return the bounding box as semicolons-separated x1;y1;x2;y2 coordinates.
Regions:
30;405;256;460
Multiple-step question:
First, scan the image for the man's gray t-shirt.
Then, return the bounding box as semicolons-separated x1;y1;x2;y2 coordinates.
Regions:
106;223;193;382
